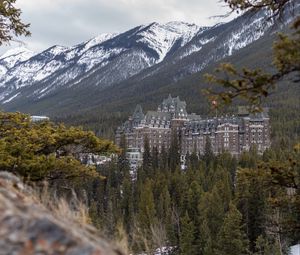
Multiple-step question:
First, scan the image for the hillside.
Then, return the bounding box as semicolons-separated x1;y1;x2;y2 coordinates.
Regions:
53;27;300;142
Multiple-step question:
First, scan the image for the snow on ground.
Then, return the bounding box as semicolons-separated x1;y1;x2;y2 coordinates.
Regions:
137;246;175;255
290;244;300;255
0;47;35;69
0;47;34;60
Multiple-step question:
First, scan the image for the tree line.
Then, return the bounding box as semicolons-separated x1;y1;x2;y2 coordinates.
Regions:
86;134;300;255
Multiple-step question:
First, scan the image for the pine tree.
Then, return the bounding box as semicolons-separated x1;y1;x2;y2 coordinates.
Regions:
142;135;152;176
200;219;214;255
0;0;31;45
198;186;225;241
216;202;249;255
254;235;282;255
235;164;268;251
188;151;200;171
151;146;159;174
203;136;214;166
137;179;156;233
118;134;130;178
179;211;196;255
121;175;134;234
159;145;168;172
186;181;203;222
169;131;180;171
156;185;171;226
0;112;117;185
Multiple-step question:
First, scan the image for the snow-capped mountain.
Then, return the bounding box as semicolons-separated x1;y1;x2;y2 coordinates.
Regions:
132;9;276;84
0;4;297;114
0;21;200;103
135;21;201;62
0;47;35;75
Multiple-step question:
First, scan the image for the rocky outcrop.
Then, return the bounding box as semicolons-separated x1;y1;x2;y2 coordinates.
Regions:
0;171;123;255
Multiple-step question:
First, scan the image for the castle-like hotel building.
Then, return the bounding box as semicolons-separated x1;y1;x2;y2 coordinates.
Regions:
115;95;270;162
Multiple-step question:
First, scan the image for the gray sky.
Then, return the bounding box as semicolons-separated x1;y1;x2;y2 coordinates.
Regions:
1;0;234;55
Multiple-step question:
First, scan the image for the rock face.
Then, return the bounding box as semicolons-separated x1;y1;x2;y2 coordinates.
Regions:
0;171;123;255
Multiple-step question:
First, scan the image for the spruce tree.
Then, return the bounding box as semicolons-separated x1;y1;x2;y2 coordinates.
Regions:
121;176;134;234
156;185;171;226
0;112;117;185
151;146;159;174
169;131;180;171
159;145;168;172
137;179;156;233
188;151;200;171
199;186;225;240
235;165;267;251
200;219;214;255
142;135;152;176
254;235;282;255
0;0;31;45
179;211;196;255
118;134;130;177
216;202;249;255
203;137;214;166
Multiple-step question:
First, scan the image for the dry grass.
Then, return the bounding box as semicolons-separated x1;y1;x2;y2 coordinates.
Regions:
32;181;92;227
0;171;126;255
115;223;130;255
33;181;130;253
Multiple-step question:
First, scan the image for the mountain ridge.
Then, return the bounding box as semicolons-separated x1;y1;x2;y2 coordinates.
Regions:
0;21;201;104
0;5;298;118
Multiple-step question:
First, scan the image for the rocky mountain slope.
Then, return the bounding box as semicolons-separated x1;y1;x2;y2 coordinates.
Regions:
0;22;200;104
0;5;297;117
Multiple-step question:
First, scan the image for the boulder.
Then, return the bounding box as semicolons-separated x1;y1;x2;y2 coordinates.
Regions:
0;171;123;255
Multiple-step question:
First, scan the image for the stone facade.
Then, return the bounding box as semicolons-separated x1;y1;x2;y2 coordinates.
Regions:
115;95;271;159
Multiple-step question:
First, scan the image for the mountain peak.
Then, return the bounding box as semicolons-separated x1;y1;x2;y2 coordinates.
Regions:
0;47;35;70
135;21;201;62
84;33;119;49
164;21;198;28
46;45;70;55
0;10;283;109
0;46;34;60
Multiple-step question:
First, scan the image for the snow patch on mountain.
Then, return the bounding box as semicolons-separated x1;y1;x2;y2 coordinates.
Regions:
227;16;273;56
0;10;291;109
137;22;199;62
0;65;7;77
47;45;69;56
0;47;34;60
64;33;118;61
77;47;124;70
84;33;118;49
0;22;200;100
34;60;65;81
0;47;35;70
2;92;20;104
180;35;216;59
